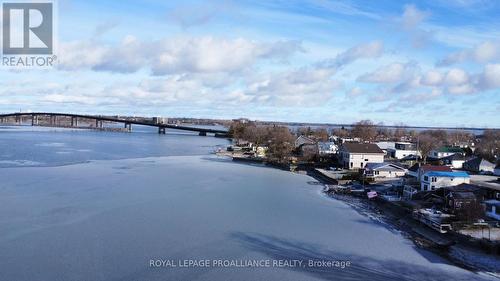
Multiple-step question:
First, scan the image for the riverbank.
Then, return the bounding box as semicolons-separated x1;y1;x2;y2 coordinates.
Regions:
317;181;500;276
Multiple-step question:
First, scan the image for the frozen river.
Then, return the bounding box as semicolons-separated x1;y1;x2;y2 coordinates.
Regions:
0;125;495;280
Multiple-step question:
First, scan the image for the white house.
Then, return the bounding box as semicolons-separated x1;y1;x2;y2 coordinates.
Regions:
429;147;463;159
485;200;500;220
420;171;470;191
318;141;338;155
441;154;466;169
339;143;384;170
388;142;419;159
364;162;407;181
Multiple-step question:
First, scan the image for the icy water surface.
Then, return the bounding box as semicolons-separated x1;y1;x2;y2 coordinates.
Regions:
0;126;495;281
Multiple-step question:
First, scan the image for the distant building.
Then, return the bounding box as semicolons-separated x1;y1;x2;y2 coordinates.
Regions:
420;171;470;191
364;162;407;181
339;143;384;170
153;117;168;124
295;135;315;148
318;141;338;155
463;157;495;174
429;147;463;159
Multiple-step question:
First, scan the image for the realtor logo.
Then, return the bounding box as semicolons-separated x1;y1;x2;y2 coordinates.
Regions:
2;2;53;54
1;1;56;68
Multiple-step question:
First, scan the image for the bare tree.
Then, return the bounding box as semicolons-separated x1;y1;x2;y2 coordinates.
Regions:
393;123;408;140
476;129;500;162
352;120;377;141
266;126;295;164
418;133;437;163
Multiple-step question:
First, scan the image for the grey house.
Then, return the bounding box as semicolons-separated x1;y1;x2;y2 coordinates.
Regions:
463;157;495;174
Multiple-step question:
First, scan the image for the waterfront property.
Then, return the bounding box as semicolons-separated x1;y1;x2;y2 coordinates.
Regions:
364;162;407;181
420;171;470;191
339;143;384;170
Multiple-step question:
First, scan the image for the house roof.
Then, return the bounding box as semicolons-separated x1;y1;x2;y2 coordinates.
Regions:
421;165;453;173
465;157;494;167
448;192;477;199
441;153;465;161
408;163;420;172
424;171;470;178
443;183;482;193
296;135;315;144
341;143;383;154
435;146;463;153
365;162;405;171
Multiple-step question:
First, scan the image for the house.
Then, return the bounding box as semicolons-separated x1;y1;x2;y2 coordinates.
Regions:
339;143;384;170
410;165;452;181
388;142;419;159
429;146;463;159
318;142;338;155
420;171;470;191
463;157;495;174
440;153;466;169
295;135;315;148
399;154;420;166
439;184;484;213
484;200;500;220
364;162;407;181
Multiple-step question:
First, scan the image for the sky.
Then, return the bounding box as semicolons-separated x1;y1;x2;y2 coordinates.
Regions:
1;0;500;128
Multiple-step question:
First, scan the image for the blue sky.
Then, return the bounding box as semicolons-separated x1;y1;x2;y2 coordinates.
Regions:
1;0;500;127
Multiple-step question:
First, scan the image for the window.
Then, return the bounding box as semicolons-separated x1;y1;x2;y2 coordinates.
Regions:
431;177;436;182
360;162;363;168
424;176;429;181
423;184;428;191
364;159;369;161
350;162;353;168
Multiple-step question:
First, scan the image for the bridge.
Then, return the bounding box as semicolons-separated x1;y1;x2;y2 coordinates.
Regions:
0;112;229;137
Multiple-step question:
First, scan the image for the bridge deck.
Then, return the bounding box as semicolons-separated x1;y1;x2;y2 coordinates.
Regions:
0;112;229;134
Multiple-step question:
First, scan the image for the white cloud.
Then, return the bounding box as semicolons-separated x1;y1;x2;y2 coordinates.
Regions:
444;68;469;85
437;41;500;66
331;41;384;67
421;70;443;86
478;63;500;89
401;4;429;29
58;36;303;75
397;4;433;48
357;62;417;83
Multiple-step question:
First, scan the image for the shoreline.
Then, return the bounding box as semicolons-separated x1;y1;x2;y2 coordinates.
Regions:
308;173;500;276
